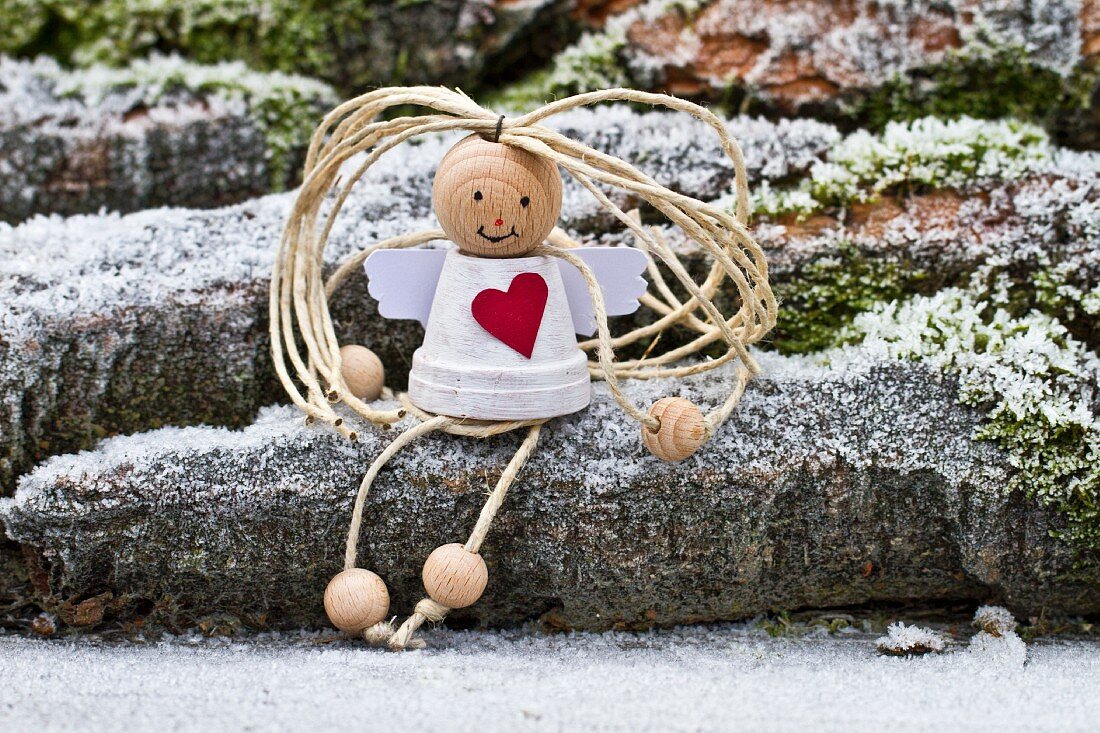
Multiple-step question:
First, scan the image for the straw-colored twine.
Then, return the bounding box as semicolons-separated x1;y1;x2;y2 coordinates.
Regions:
271;87;776;649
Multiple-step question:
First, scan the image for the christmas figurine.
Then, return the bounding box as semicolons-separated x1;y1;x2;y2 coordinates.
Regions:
272;88;776;649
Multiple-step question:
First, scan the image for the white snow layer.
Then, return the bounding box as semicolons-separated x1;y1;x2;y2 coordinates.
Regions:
0;627;1097;733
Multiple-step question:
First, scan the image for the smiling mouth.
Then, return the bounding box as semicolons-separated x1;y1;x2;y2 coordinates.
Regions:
476;225;519;243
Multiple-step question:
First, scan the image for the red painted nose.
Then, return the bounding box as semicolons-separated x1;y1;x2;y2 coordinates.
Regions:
494;218;504;227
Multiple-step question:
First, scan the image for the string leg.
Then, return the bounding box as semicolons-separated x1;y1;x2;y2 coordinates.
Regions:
340;415;452;644
389;424;542;650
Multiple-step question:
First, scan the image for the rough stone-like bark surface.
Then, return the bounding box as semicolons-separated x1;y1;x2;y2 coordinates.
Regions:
620;0;1091;111
3;108;1096;497
548;0;1095;148
584;162;1100;351
3;359;1096;630
0;108;838;496
572;0;647;26
632;170;1100;287
0;58;331;223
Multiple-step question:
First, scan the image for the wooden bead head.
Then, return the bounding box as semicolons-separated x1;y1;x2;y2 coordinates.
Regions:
432;134;562;258
642;397;708;462
339;344;384;400
324;568;390;633
422;543;488;608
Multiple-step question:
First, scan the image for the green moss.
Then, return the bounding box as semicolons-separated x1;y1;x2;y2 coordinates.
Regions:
831;288;1100;553
772;246;925;355
741;116;1056;354
965;254;1099;352
494;8;1096;136
236;75;335;187
0;1;409;94
758;611;798;637
0;0;50;54
773;238;1100;552
1033;266;1100;347
487;29;629;110
750;181;820;221
488;0;703;109
852;29;1097;133
978;408;1099;551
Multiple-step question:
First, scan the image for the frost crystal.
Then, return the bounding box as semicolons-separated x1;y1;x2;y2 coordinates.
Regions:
967;608;1027;667
746;116;1051;217
967;630;1028;667
493;0;703;103
973;605;1017;637
875;622;946;656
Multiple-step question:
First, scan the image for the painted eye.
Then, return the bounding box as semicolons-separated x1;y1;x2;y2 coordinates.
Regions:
520;196;530;208
473;190;483;201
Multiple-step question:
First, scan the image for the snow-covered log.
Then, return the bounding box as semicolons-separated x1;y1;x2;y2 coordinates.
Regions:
3;109;1097;495
3;358;1098;630
517;0;1100;147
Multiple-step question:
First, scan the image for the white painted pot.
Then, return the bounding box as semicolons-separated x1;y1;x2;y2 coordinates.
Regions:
408;249;591;420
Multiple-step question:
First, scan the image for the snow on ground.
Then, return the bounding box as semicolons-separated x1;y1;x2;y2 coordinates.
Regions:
0;626;1097;733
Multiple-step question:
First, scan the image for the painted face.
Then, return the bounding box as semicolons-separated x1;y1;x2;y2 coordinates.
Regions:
432;134;563;258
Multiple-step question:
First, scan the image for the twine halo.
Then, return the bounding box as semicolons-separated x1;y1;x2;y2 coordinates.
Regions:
271;87;776;649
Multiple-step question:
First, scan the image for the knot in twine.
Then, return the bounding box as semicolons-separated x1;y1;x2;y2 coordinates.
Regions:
388;599;450;650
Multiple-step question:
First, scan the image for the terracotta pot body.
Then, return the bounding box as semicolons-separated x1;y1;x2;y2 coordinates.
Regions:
408;249;590;420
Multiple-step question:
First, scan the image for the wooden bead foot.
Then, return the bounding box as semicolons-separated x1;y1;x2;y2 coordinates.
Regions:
422;543;488;608
324;568;390;633
642;397;707;462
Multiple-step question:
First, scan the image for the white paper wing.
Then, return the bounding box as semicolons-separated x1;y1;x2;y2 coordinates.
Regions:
557;247;649;337
364;249;448;328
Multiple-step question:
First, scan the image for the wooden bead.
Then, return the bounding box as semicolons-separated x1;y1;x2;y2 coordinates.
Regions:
324;568;390;633
432;133;562;258
422;543;488;609
339;345;384;400
642;397;708;462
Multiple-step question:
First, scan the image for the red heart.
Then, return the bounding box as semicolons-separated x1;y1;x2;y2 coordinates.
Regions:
471;273;548;359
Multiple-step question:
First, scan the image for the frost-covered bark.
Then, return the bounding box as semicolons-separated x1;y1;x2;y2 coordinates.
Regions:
610;156;1100;353
3;109;1096;497
829;287;1100;550
4;358;1097;630
504;0;1099;147
0;108;838;495
0;56;336;223
622;0;1089;104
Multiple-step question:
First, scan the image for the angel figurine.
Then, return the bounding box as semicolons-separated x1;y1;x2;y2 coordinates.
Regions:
365;133;648;420
272;88;775;650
